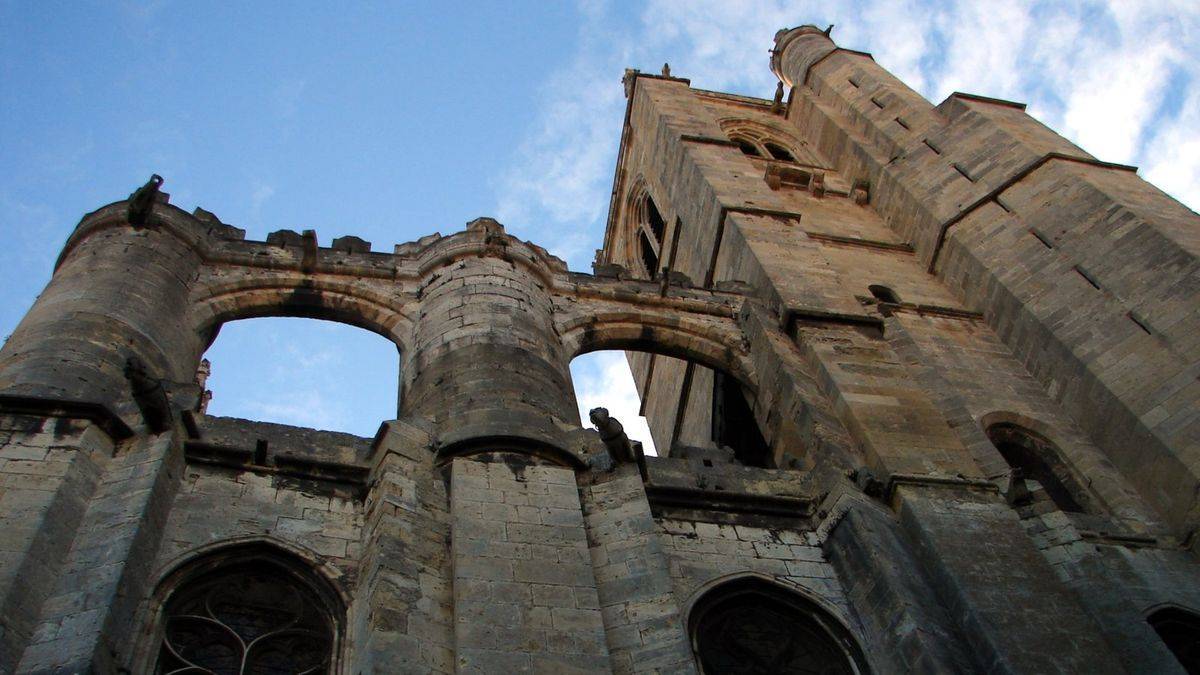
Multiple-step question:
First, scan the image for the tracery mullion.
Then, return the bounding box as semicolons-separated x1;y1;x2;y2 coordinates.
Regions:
164;613;246;674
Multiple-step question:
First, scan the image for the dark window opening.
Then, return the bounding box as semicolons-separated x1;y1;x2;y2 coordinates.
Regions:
691;579;869;674
712;370;771;468
987;423;1085;513
868;284;901;304
155;560;336;675
734;138;762;157
646;195;667;243
764;142;797;162
639;231;660;279
1149;607;1200;673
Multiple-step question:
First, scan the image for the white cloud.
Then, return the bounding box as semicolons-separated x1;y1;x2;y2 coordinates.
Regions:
1142;85;1200;209
250;182;275;216
242;389;350;433
494;13;632;267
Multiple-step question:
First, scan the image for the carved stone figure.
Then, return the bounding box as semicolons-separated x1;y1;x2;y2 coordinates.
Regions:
126;174;163;227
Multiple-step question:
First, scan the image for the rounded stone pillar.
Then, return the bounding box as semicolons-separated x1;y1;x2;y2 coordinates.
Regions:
771;25;839;87
0;199;206;421
771;24;939;124
402;218;579;458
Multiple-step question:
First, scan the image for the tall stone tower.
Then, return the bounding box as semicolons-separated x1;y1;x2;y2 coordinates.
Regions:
0;24;1197;675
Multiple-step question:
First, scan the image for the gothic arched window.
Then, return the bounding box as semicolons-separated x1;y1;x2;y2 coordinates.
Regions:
986;422;1087;514
626;185;667;280
153;554;340;675
1149;607;1200;673
690;579;869;674
764;142;797;163
732;136;763;157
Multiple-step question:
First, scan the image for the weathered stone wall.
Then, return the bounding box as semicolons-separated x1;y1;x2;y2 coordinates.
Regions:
0;21;1197;675
773;25;1200;538
0;415;112;672
451;458;609;672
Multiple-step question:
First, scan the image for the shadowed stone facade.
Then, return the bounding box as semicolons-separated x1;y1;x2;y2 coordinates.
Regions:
1;23;1198;675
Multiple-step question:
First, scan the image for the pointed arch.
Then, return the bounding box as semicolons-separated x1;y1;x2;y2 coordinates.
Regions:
136;538;349;675
685;574;870;674
617;177;670;279
982;416;1093;514
717;118;825;168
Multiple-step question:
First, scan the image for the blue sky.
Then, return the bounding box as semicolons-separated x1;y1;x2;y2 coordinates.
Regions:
2;1;1198;449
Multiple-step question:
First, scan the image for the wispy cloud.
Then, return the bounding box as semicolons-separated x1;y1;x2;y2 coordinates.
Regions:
243;389;349;433
494;9;633;267
250;181;275;217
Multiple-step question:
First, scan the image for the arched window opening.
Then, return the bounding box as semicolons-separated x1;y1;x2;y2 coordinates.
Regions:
868;284;900;304
646;195;667;243
624;186;669;280
1149;607;1200;673
154;557;339;675
986;423;1085;513
690;579;869;674
733;137;762;157
202;318;400;436
764;142;797;163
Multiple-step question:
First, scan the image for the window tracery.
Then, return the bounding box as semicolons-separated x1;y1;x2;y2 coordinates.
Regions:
690;579;868;674
624;182;667;279
154;560;336;675
718;119;811;167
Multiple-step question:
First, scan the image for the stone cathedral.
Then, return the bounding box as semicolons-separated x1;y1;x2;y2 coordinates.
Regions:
1;23;1198;675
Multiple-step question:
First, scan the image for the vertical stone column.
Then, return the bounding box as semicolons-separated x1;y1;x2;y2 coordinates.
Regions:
0;201;206;418
403;219;579;451
354;420;455;673
450;458;610;673
14;434;178;674
0;415;111;673
0;200;204;672
581;464;694;673
397;220;610;671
